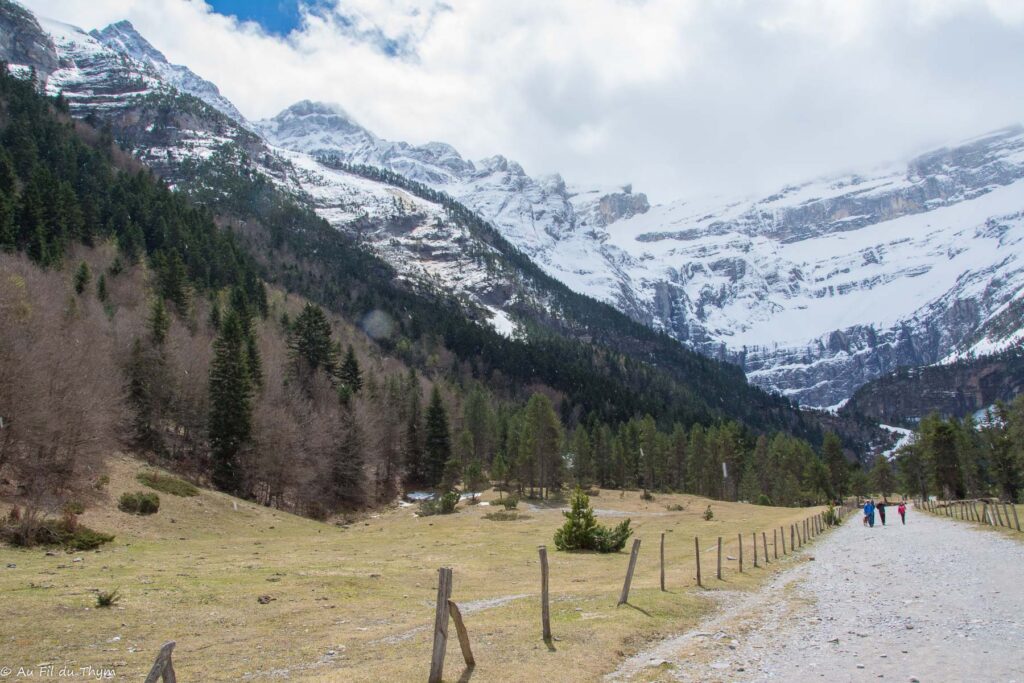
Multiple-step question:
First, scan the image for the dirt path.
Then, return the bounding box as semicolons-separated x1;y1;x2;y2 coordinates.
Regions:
610;507;1024;682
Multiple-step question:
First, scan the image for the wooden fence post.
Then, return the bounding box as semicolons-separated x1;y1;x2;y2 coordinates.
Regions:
660;533;666;592
738;533;743;572
780;526;786;555
618;539;641;606
752;532;759;568
428;567;453;683
144;641;176;683
790;524;795;551
762;531;769;565
1011;503;1021;532
773;528;778;560
447;600;475;667
717;537;723;580
695;537;702;587
981;503;990;525
538;546;551;641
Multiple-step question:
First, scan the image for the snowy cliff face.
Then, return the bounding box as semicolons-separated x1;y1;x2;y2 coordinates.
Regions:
601;127;1024;407
257;100;652;311
89;20;247;126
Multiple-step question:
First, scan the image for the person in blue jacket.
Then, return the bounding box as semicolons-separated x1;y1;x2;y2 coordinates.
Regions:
863;499;876;527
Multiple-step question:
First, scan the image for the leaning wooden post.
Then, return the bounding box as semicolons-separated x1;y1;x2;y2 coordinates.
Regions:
1001;503;1011;528
780;526;786;555
790;524;795;551
752;532;759;568
738;533;744;572
694;536;702;587
1011;503;1021;532
144;641;176;683
717;537;723;580
538;546;551;641
981;502;990;525
773;528;778;559
447;600;475;667
762;531;769;565
660;533;666;592
428;567;453;683
618;538;641;606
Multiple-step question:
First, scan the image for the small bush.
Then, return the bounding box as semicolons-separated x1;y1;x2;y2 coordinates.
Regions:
498;496;519;510
703;505;714;521
824;504;840;526
137;472;198;497
756;494;773;506
1;518;113;550
554;488;633;553
418;492;459;517
641;490;655;501
94;475;110;490
96;588;121;608
665;503;684;512
484;511;530;522
62;501;85;515
118;492;160;515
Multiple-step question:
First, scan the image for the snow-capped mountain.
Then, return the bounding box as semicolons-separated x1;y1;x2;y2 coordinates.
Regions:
258;99;1024;407
3;1;1020;410
256;101;651;310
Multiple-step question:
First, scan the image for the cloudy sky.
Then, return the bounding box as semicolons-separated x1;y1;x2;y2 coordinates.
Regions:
22;0;1024;201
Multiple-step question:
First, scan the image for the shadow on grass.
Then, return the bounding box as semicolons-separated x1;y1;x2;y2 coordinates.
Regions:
620;602;652;617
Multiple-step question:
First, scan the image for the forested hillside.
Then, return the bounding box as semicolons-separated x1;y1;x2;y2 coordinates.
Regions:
0;66;865;543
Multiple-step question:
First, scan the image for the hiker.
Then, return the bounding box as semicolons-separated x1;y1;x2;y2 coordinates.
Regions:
877;501;887;526
898;502;907;525
863;499;875;527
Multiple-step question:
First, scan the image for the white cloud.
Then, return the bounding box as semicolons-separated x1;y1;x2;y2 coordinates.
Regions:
21;0;1024;201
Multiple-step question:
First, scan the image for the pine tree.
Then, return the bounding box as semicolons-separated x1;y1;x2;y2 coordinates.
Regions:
423;386;451;488
73;261;90;295
339;344;363;394
521;393;563;498
822;432;848;498
148;298;169;346
245;330;262;388
96;273;108;303
491;450;509;498
402;371;425;486
208;311;253;494
208;298;221;331
870;456;897;498
288;303;339;386
571;427;593;487
330;406;365;507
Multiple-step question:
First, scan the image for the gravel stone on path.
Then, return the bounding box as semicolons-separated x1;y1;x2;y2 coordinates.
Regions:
609;507;1024;682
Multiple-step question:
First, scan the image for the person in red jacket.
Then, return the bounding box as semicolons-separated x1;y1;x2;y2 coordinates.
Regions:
898;502;907;525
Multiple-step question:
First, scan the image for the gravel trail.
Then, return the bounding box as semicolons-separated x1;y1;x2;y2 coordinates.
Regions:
610;507;1024;682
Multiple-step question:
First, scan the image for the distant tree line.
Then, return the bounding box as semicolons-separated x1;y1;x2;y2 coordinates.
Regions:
892;398;1024;502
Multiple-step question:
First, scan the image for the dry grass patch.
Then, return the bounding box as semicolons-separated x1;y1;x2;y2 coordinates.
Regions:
0;456;827;682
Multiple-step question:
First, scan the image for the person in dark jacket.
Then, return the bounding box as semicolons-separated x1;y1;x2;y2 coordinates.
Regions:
877;501;887;526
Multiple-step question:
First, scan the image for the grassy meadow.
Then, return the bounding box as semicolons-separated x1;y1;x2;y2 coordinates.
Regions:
0;456;829;682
